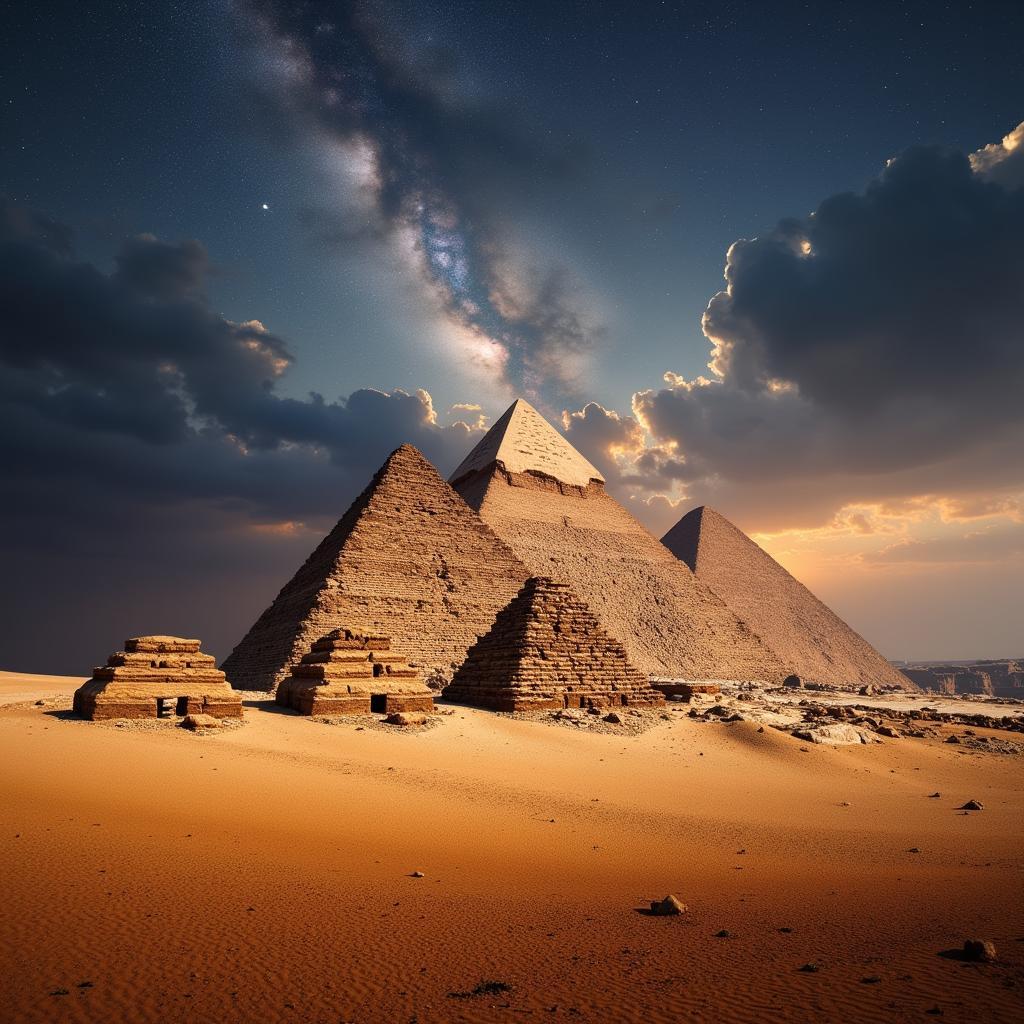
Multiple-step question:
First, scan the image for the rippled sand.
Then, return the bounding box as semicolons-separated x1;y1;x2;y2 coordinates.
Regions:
1;672;1021;1023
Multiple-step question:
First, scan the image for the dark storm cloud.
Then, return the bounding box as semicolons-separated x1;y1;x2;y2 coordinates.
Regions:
0;201;480;671
236;0;597;401
628;129;1024;524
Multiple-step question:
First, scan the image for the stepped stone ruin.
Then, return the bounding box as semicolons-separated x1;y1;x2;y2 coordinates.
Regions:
662;506;914;690
444;576;666;712
222;444;529;691
276;628;435;715
451;399;785;683
73;636;242;721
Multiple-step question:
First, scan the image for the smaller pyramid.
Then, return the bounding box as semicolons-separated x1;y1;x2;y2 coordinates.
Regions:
275;628;435;715
663;507;913;690
73;636;242;720
443;577;666;712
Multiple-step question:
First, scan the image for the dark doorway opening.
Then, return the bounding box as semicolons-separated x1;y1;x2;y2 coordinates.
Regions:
175;696;189;716
370;694;387;713
156;697;173;718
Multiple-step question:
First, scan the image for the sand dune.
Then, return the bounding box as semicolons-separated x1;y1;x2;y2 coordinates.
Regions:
1;672;1021;1023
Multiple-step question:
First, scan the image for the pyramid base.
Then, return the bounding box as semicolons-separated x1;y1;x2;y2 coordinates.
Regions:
276;681;435;717
443;686;665;714
649;681;721;700
73;689;242;721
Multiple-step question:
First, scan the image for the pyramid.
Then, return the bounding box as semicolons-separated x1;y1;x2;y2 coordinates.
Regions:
222;445;530;691
450;400;785;682
275;628;435;715
662;506;913;689
444;577;666;712
73;636;243;720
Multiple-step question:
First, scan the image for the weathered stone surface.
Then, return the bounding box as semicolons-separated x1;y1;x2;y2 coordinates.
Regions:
276;628;435;716
663;507;913;690
649;895;687;916
452;401;784;683
962;939;997;962
182;713;223;730
222;445;529;691
792;723;866;745
73;637;242;721
444;577;665;713
386;711;429;726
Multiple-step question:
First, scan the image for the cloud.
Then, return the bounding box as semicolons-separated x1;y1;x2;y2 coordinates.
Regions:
623;124;1024;533
969;120;1024;189
237;0;599;404
0;200;483;671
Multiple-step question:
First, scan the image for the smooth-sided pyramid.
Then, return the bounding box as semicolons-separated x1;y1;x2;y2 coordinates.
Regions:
450;400;784;682
74;636;243;720
275;628;435;715
222;445;529;691
444;576;666;711
662;506;913;689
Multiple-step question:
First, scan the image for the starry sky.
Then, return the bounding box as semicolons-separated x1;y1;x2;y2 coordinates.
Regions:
2;0;1023;671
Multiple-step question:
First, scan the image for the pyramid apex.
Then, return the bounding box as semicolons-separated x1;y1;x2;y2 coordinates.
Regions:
449;398;604;488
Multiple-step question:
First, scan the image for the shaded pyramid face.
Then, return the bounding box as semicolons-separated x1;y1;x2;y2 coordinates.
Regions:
450;401;785;682
662;506;913;689
444;576;665;712
222;445;529;691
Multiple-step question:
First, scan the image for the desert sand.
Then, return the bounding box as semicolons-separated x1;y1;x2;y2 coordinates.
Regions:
1;671;1022;1024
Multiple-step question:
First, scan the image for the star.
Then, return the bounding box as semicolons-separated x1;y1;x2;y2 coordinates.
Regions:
261;202;270;211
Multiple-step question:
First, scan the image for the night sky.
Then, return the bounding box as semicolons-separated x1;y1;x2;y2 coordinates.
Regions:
2;0;1023;671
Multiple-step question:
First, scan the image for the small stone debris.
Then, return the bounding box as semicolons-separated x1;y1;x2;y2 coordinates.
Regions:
50;989;70;997
648;894;686;916
797;962;820;973
182;713;223;730
861;976;882;984
448;980;511;999
944;735;960;744
794;723;866;745
77;981;93;989
908;847;921;853
715;929;731;938
778;927;793;933
957;800;984;811
410;870;425;878
386;712;428;727
928;792;941;798
962;939;997;963
603;712;621;724
877;725;901;738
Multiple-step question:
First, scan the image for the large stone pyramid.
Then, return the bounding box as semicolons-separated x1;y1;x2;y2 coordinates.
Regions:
662;506;912;689
444;576;666;711
222;444;529;691
450;400;784;682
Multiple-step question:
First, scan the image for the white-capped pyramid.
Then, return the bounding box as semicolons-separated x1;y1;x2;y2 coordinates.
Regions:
450;399;604;489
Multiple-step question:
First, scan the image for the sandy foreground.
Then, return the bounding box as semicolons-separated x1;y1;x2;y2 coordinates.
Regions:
1;672;1022;1024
